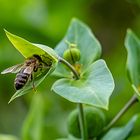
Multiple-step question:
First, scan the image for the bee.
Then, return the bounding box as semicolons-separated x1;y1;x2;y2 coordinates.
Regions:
1;54;50;90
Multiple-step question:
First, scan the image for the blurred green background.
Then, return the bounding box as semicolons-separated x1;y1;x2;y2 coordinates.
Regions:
0;0;140;139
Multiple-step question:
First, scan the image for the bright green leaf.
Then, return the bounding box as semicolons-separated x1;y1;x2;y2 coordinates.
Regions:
54;18;101;77
101;115;139;140
52;60;114;110
125;29;140;97
5;30;58;61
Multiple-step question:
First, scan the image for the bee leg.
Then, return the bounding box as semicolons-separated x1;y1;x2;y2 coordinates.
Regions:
34;66;38;72
31;74;36;91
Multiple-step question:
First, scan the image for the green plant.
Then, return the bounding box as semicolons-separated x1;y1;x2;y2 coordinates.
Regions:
68;107;106;139
1;18;140;140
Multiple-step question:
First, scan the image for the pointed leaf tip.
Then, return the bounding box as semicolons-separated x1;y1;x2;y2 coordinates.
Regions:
126;28;132;34
54;18;102;77
4;30;58;61
4;29;10;34
3;28;8;33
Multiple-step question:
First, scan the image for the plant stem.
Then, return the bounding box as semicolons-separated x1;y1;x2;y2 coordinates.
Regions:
59;57;88;140
59;57;79;80
78;103;88;140
103;94;138;132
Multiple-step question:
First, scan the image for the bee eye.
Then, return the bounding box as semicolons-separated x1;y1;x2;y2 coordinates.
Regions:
33;54;42;61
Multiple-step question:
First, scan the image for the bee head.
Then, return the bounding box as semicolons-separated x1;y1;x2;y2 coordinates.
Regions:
33;54;42;62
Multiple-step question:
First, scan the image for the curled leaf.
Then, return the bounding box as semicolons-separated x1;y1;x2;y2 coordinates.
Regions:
5;30;58;61
3;30;58;102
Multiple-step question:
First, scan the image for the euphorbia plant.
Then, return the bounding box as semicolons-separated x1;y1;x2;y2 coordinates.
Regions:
2;19;140;140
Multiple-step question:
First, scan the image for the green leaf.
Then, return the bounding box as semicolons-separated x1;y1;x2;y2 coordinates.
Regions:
52;60;114;110
0;134;19;140
22;94;45;140
125;29;140;96
101;115;139;140
127;113;140;139
5;30;58;61
54;18;101;77
3;30;58;102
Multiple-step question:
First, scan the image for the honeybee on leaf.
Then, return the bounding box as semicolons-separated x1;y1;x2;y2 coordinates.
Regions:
1;54;51;90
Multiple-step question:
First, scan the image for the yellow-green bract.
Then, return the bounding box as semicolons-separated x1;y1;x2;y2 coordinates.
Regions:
5;30;58;62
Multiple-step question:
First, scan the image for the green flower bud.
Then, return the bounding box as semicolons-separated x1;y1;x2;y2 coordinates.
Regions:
63;47;81;64
67;107;106;139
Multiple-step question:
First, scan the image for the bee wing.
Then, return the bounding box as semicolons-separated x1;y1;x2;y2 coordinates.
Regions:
1;64;24;74
23;65;34;74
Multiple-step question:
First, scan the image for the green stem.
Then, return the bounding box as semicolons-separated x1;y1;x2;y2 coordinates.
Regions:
103;94;138;132
59;57;88;140
59;57;79;80
78;103;88;140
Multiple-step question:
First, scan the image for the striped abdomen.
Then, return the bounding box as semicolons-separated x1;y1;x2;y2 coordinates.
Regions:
14;71;30;90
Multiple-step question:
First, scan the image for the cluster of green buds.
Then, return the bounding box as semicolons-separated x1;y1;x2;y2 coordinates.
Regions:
63;40;81;65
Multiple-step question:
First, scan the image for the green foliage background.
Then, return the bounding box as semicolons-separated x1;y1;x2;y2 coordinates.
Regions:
0;0;140;139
